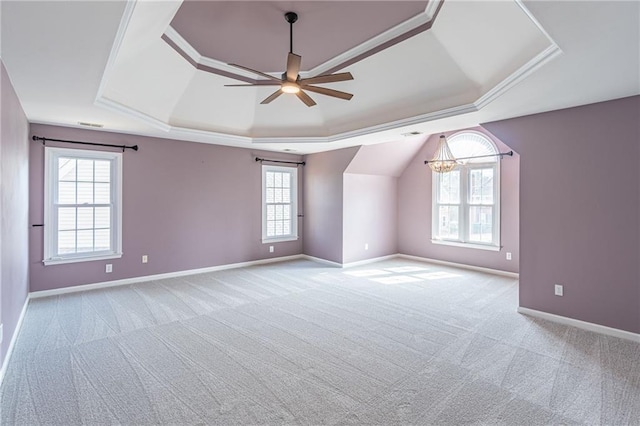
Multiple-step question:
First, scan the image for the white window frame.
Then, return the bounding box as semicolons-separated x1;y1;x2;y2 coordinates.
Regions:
43;147;123;265
431;132;501;251
262;165;298;243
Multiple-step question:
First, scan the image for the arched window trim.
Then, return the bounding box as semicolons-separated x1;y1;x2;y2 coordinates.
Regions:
448;130;499;164
431;131;501;251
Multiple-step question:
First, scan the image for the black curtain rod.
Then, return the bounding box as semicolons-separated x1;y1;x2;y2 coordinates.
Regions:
32;136;139;152
256;157;305;166
424;151;513;165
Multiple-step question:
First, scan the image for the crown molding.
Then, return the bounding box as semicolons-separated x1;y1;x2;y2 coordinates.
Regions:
307;1;441;76
476;43;562;109
424;0;442;20
95;96;171;132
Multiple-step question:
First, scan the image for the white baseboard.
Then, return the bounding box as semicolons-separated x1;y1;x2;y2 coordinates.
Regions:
301;254;398;268
397;254;519;279
30;254;306;299
0;296;30;387
301;255;343;268
342;254;398;269
518;307;640;343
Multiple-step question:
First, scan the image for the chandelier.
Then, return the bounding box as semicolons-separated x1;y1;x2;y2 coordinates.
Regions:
427;135;459;173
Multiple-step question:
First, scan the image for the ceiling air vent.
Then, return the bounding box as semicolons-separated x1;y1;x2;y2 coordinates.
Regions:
401;131;422;137
78;121;104;128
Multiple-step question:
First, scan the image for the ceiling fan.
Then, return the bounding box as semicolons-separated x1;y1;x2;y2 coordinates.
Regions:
225;12;354;107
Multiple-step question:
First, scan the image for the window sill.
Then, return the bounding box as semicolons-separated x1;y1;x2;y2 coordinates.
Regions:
431;239;500;252
43;253;123;266
262;236;299;244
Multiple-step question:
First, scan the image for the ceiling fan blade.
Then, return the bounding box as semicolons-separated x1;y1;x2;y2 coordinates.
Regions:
299;72;353;85
228;63;282;82
260;89;284;104
296;90;317;107
224;82;281;87
286;53;302;81
301;85;353;100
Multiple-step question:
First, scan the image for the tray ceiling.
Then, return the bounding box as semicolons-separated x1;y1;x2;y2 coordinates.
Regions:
2;1;638;154
96;0;556;142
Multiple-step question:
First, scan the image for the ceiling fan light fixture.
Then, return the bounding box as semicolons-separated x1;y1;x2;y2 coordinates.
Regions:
281;82;300;94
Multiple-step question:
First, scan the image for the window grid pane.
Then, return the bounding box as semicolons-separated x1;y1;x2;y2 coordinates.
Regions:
437;205;459;240
468;206;493;243
54;156;113;256
265;169;294;238
438;170;460;204
469;168;494;205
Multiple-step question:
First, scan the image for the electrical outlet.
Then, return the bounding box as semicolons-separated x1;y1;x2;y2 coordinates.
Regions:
554;284;563;296
269;246;274;253
506;252;512;260
364;243;369;250
106;264;112;273
142;255;148;264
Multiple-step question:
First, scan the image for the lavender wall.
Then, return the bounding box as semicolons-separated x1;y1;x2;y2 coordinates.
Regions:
484;96;640;333
29;124;304;292
398;128;520;273
1;62;30;366
343;174;398;264
341;139;423;264
302;147;359;263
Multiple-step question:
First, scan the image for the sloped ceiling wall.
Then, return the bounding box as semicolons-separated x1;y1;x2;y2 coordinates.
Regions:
304;137;426;264
344;137;426;177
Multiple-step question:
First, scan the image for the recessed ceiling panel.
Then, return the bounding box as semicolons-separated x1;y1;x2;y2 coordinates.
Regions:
432;0;552;91
95;0;560;142
169;0;428;72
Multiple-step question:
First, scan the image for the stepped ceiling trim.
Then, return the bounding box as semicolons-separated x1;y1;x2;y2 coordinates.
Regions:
93;0;561;147
162;0;443;81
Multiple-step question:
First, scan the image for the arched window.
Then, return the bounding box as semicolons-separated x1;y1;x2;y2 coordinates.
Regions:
432;131;500;249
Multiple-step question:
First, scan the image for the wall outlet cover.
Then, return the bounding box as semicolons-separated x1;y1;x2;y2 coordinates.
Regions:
142;255;148;263
554;284;563;296
106;264;113;273
269;246;274;253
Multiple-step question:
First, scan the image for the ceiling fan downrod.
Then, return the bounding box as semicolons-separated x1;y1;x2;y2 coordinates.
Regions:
285;12;298;54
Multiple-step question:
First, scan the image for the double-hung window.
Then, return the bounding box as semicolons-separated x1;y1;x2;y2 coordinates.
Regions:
44;147;123;264
432;132;500;250
262;165;298;243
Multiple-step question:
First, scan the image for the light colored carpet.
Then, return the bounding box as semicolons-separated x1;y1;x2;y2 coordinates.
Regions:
1;258;639;425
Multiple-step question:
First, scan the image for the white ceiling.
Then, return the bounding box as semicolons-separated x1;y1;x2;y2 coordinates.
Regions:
1;1;638;154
